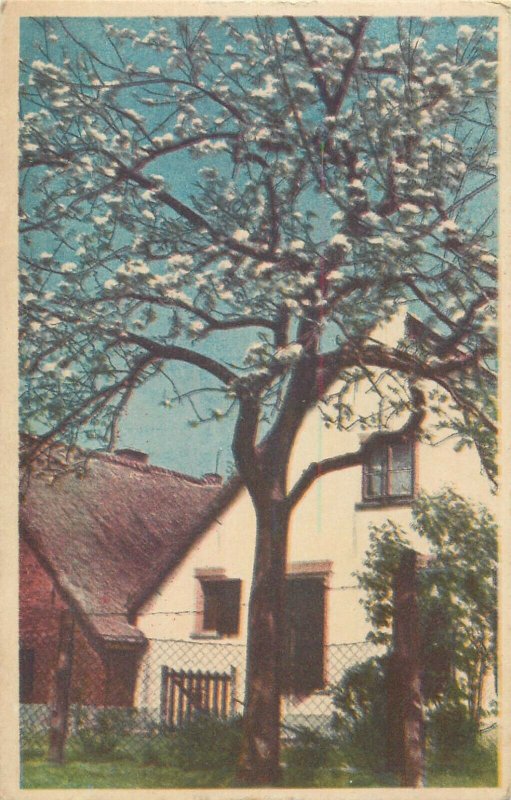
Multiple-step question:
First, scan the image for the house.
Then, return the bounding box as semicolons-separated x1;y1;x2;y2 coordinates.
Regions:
19;444;239;707
131;319;496;725
19;316;496;726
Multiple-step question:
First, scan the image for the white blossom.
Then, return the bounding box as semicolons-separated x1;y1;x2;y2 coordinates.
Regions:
275;343;304;363
61;261;77;272
458;25;475;38
232;229;250;242
330;234;351;250
289;240;305;251
255;261;273;276
189;321;205;333
93;214;110;226
439;219;459;233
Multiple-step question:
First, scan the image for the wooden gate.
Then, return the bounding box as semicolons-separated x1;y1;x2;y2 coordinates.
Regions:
160;667;237;727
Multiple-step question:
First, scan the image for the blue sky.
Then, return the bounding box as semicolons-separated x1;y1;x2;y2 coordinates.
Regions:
19;15;497;477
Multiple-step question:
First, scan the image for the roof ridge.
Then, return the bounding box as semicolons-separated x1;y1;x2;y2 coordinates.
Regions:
89;449;217;486
20;433;221;487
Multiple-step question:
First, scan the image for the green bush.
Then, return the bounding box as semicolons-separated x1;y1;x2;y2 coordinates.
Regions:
166;714;243;772
427;698;479;766
137;731;176;767
330;656;389;774
20;731;48;761
284;727;343;785
69;707;137;761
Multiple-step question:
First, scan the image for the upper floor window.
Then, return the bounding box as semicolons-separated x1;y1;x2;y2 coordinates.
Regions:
362;438;415;504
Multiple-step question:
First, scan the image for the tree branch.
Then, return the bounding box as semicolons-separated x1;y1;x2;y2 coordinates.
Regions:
22;353;158;466
287;17;332;110
287;385;426;508
329;18;369;114
119;331;238;385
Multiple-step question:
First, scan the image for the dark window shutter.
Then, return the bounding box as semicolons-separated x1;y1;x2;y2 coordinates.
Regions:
283;578;325;695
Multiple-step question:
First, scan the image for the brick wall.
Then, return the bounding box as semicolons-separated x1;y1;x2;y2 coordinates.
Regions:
19;539;138;707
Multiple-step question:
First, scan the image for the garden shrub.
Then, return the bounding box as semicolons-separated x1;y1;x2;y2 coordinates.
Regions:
70;707;137;761
20;731;48;761
166;714;243;771
284;727;342;785
330;655;389;774
427;697;479;766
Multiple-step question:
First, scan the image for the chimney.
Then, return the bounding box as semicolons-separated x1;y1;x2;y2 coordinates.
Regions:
202;472;223;485
115;448;149;465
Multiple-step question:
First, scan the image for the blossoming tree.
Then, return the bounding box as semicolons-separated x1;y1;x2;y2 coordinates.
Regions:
19;16;497;783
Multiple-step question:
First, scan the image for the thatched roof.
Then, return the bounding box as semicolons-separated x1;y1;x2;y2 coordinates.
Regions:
20;446;241;647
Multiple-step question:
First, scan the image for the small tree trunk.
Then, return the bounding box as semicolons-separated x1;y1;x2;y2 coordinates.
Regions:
237;497;289;785
48;610;74;764
387;549;425;788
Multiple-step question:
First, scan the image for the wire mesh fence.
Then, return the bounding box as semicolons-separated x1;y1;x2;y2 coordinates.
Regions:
20;623;380;762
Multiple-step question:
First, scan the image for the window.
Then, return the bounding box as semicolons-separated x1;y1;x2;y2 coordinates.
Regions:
362;438;415;503
282;576;326;696
20;647;35;703
201;578;241;637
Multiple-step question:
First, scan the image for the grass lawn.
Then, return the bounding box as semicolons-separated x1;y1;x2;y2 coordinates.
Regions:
21;760;236;789
21;756;498;790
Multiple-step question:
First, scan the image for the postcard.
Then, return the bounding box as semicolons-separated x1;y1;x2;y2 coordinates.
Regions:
1;1;510;798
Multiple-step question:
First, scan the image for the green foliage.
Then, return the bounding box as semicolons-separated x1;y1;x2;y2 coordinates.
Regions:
20;731;48;761
70;707;137;761
164;714;243;772
330;656;388;773
283;727;342;785
427;695;479;765
356;488;497;724
21;737;498;789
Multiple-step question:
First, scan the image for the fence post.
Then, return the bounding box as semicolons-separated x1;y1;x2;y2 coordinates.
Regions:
160;666;169;727
48;610;74;764
230;666;237;717
387;548;425;788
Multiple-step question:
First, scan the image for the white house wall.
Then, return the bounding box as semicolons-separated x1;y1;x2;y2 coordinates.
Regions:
135;364;495;712
137;400;495;713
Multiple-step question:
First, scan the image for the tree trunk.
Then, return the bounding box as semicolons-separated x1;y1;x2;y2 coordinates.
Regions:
48;610;75;764
237;496;289;785
387;549;425;788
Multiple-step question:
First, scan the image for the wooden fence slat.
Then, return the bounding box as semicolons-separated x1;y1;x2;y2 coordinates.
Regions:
169;671;176;728
204;673;211;714
160;666;169;726
177;671;185;727
220;674;227;718
160;667;235;727
230;667;237;717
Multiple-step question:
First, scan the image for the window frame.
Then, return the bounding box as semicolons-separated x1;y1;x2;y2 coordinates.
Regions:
194;570;242;639
360;436;416;507
282;562;331;697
